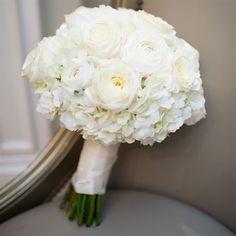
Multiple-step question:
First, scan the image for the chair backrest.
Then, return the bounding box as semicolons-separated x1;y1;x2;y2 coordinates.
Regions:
109;0;236;232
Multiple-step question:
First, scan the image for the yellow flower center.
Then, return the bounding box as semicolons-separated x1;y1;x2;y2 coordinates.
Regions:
33;80;47;89
175;58;186;78
73;68;80;77
112;76;125;88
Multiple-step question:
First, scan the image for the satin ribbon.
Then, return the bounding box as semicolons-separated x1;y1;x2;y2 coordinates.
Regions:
72;139;120;195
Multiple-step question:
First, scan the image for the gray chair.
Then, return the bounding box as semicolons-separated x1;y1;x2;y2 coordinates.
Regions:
1;0;236;235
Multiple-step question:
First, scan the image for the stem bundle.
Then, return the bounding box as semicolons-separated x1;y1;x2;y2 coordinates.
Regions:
60;184;105;227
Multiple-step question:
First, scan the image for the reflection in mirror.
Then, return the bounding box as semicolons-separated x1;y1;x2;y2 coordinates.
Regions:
0;0;112;188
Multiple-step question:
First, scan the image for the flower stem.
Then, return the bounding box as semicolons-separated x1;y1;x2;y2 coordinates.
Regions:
86;195;96;226
60;185;105;227
77;194;86;225
95;195;104;226
76;193;82;225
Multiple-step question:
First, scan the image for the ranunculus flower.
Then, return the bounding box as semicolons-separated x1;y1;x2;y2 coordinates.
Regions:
121;30;172;75
83;21;122;58
61;57;94;90
85;59;139;112
134;10;176;38
172;39;202;91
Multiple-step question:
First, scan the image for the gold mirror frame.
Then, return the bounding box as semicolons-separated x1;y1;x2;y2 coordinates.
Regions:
111;0;143;10
0;129;80;220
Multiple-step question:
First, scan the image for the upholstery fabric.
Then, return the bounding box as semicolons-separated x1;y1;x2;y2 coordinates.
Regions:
0;190;234;236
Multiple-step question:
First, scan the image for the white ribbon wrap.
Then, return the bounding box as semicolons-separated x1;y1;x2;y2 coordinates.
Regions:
72;139;120;195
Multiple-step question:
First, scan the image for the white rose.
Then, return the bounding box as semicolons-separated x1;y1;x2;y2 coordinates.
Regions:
85;59;140;111
173;57;195;91
65;6;118;29
62;10;124;59
64;6;93;29
172;39;201;91
83;21;122;58
22;36;61;82
121;30;172;75
61;57;94;90
66;6;124;58
134;10;176;37
56;23;84;49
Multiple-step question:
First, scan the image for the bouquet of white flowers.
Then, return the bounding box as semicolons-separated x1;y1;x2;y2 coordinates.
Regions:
22;5;206;227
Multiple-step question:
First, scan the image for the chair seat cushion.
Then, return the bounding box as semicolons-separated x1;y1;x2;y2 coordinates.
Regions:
0;190;234;236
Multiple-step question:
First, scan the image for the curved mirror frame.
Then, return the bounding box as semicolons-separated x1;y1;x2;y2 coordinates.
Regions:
0;129;80;220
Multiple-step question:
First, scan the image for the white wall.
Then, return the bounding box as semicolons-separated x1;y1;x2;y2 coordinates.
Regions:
0;0;112;187
0;0;54;186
